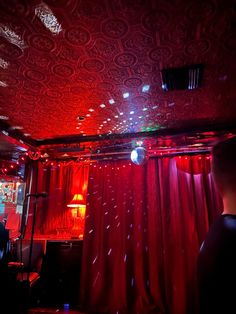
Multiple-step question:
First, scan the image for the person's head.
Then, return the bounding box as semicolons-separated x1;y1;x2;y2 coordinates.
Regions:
212;136;236;196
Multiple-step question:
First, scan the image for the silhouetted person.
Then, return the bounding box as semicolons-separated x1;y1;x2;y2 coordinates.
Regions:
197;136;236;314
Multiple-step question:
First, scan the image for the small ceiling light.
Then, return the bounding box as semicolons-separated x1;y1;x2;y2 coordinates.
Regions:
138;116;143;119
109;99;115;104
142;85;150;92
77;116;85;121
142;108;148;111
123;92;129;99
0;81;8;87
107;118;111;121
120;112;124;116
0;25;26;49
35;3;62;35
11;126;23;130
86;114;91;117
0;58;9;69
129;118;133;121
0;115;9;120
152;105;158;109
103;121;107;124
114;115;118;118
100;104;106;108
130;111;134;114
89;108;94;112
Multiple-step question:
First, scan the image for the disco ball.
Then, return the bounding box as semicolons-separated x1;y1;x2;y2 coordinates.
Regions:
130;147;147;165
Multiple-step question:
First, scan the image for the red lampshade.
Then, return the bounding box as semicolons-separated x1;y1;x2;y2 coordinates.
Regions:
67;193;85;208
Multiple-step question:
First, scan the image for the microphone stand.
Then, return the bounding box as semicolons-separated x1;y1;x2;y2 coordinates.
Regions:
27;195;38;283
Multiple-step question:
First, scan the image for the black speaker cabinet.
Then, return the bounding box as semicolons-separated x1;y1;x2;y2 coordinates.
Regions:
40;240;83;308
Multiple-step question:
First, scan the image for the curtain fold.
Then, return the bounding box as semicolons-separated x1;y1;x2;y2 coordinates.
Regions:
80;156;222;314
25;162;89;237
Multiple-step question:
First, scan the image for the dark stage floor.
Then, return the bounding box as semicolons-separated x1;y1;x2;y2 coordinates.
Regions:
28;309;84;314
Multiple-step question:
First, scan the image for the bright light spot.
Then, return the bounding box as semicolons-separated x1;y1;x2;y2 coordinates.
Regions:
152;105;158;109
142;85;150;92
120;112;123;116
162;83;167;90
0;81;7;87
142;108;148;111
114;115;118;118
123;92;129;98
89;108;94;112
86;114;91;117
11;126;23;130
107;118;111;121
24;133;31;137
0;25;26;49
0;58;9;69
138;116;143;119
123;120;126;123
130;111;134;114
103;121;107;124
129;117;133;121
0;115;9;120
100;104;106;108
2;130;9;136
109;99;115;104
35;3;62;35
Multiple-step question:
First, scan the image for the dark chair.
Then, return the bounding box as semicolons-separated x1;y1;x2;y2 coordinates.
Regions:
9;239;46;287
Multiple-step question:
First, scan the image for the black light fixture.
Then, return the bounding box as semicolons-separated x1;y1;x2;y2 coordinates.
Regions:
161;64;204;91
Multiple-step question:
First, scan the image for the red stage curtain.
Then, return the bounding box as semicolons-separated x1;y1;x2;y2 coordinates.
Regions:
80;156;222;314
25;162;89;237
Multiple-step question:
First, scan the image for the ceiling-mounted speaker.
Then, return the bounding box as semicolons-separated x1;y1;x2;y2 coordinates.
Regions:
161;64;204;91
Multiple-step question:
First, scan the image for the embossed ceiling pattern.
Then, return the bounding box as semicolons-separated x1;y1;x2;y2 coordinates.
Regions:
0;0;235;140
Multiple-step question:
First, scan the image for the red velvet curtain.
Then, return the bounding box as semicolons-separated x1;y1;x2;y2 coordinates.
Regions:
25;161;89;237
80;156;222;314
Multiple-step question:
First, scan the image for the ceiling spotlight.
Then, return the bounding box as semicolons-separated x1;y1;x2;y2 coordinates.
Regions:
77;116;85;121
0;81;8;87
142;108;148;111
114;115;118;118
130;111;134;114
0;58;9;69
0;115;9;120
123;92;129;99
89;108;94;112
120;112;124;116
35;3;62;35
86;114;91;117
100;104;106;108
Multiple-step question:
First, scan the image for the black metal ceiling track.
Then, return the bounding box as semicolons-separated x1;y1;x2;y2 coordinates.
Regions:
0;120;37;147
36;122;236;146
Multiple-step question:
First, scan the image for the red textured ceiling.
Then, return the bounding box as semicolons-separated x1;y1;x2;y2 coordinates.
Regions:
0;0;235;141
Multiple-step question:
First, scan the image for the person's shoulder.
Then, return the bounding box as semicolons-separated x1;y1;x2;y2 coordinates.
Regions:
221;214;236;233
